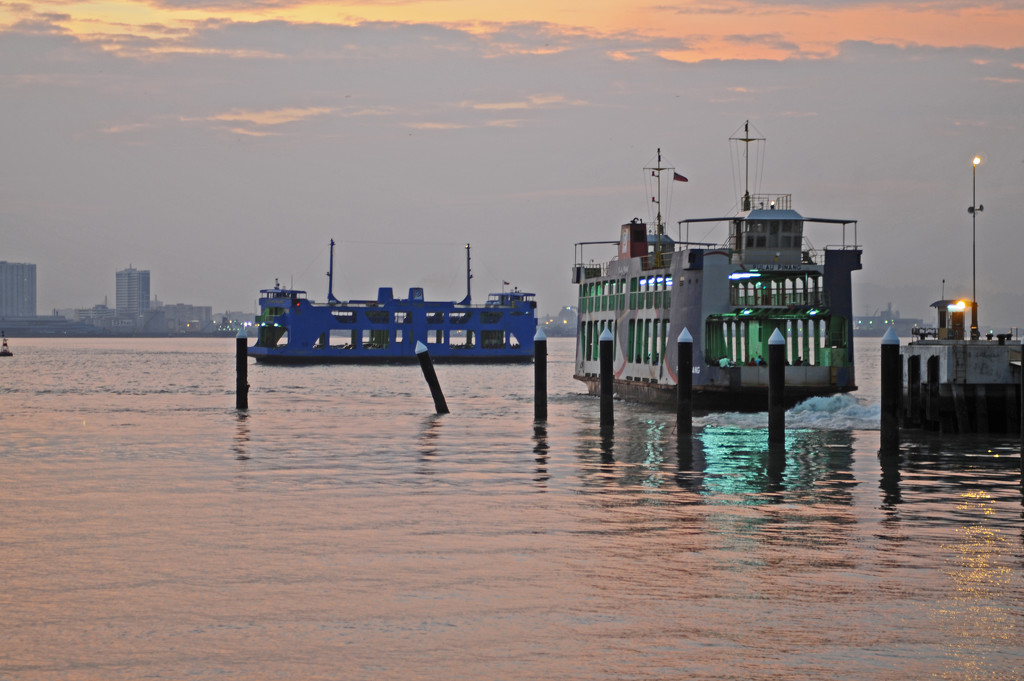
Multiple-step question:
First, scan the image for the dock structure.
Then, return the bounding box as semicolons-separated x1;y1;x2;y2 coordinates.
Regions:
900;301;1021;434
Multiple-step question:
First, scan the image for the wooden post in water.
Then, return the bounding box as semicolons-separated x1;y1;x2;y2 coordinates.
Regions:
416;341;449;415
880;327;901;455
768;328;786;447
235;329;249;410
599;328;614;426
534;328;547;422
677;327;693;434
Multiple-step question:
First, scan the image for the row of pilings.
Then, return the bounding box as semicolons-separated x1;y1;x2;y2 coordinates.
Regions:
235;326;1023;475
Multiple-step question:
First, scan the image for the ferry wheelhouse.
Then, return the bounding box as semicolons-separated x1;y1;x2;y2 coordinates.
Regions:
572;123;863;410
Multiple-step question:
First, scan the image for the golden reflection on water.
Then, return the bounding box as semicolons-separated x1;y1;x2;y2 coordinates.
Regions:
934;490;1018;681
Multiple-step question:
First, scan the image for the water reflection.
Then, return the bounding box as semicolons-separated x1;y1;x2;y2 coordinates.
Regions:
417;414;443;467
574;418;681;496
695;426;855;503
599;423;614;464
571;413;865;507
878;453;903;510
937;488;1019;679
532;422;549;489
233;411;250;461
674;435;705;494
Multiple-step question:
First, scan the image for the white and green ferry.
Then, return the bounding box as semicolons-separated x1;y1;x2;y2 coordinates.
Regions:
572;123;863;410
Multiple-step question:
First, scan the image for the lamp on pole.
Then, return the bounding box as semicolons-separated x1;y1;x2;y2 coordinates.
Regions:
968;155;983;340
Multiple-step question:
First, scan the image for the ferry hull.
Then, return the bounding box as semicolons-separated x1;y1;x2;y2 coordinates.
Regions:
250;348;533;365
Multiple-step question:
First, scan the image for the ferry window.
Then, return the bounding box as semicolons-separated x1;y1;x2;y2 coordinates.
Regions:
769;222;779;235
332;311;355;324
630;278;638;292
661;322;668;364
643;319;651;363
482;330;505;349
652;320;660;363
627;320;636;363
427;312;444;324
328;329;354;349
394;312;409;324
362;328;389;349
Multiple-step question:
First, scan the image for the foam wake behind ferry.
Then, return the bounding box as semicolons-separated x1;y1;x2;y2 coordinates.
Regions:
250;242;537;364
572;123;863;410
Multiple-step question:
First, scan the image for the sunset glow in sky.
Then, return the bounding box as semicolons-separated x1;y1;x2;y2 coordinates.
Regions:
9;1;1024;60
2;1;1023;321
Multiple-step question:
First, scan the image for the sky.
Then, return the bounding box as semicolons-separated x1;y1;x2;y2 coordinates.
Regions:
2;1;1023;326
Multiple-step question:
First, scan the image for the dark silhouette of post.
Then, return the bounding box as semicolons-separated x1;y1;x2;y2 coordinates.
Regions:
599;328;614;426
880;327;900;455
677;327;693;434
768;328;786;447
534;328;547;421
416;341;449;414
235;329;249;410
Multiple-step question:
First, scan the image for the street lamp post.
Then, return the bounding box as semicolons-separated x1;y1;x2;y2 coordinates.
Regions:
968;156;983;340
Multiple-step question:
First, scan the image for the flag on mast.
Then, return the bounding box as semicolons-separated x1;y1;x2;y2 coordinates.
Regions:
673;172;688;182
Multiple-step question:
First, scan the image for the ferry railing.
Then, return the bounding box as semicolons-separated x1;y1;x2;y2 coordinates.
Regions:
747;194;792;210
640;252;674;270
572;240;619;283
729;289;832;308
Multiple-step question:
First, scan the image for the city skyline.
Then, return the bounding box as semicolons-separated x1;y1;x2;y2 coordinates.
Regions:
2;1;1023;326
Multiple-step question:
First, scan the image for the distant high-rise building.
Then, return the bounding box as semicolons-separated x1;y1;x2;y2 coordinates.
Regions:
116;267;150;318
0;261;37;316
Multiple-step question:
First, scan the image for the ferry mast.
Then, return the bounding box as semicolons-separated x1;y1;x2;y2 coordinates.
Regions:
464;243;473;304
646;149;669;268
327;238;340;304
730;120;764;211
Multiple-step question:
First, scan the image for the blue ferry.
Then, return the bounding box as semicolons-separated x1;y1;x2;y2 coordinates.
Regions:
249;242;537;364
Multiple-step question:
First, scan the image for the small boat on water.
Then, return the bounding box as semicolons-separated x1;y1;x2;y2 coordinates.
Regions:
249;241;537;364
0;333;11;357
572;122;863;411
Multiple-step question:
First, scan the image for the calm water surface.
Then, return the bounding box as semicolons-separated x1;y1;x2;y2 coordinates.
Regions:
1;337;1021;680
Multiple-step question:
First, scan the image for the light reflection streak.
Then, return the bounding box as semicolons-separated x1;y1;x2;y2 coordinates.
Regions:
934;489;1017;680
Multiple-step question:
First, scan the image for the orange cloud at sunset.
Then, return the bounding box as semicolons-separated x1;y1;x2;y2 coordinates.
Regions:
4;1;1022;62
